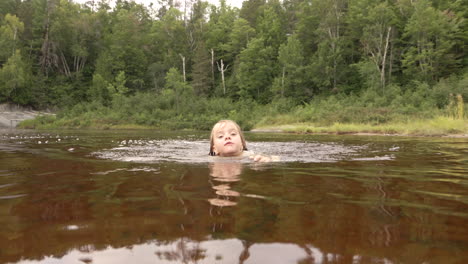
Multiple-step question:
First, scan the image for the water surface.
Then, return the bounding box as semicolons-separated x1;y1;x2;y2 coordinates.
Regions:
1;129;467;263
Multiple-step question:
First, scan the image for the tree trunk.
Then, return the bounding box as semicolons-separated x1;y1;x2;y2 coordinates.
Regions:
388;30;395;84
281;66;285;97
179;54;186;82
12;27;17;55
40;3;51;77
211;49;215;89
184;0;187;26
73;56;87;75
381;26;391;91
59;49;71;78
40;0;59;77
217;59;229;95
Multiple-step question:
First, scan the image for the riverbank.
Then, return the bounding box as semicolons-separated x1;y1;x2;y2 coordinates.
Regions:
17;113;468;138
13;89;468;138
252;117;468;137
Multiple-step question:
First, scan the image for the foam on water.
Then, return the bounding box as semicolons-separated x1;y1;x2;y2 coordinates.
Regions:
92;139;386;163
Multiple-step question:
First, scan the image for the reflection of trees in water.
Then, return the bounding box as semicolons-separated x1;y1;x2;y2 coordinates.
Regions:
369;171;399;248
154;238;206;263
239;240;252;264
3;158;468;264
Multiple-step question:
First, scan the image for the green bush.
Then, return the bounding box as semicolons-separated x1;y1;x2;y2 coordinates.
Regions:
25;74;467;130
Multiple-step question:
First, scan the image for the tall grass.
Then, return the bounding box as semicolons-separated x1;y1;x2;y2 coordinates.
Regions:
278;117;466;136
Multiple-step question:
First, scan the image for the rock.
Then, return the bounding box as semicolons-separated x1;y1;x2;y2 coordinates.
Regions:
0;103;54;128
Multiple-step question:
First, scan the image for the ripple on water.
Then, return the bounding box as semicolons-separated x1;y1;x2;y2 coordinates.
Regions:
0;193;26;200
92;139;389;163
90;167;160;175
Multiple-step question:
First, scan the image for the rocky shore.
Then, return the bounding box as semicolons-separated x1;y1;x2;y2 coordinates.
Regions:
0;104;52;128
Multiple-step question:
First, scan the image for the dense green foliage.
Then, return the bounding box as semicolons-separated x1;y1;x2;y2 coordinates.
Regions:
1;0;467;130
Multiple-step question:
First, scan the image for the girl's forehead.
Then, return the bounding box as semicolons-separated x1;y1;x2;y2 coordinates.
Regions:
215;122;238;132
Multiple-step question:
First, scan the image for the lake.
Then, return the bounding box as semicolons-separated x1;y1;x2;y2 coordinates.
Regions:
1;129;467;264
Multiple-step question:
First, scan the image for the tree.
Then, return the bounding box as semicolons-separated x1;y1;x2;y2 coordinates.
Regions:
205;1;238;95
273;34;309;100
236;37;275;103
348;0;398;91
217;58;229;95
205;0;238;63
186;0;209;50
295;0;319;58
106;2;152;91
164;67;194;113
227;18;255;56
191;41;212;96
0;14;29;104
0;50;29;103
402;0;461;82
0;0;18;18
0;14;24;62
282;0;302;34
35;0;59;76
47;0;91;78
239;0;265;27
255;0;286;53
108;71;129;96
310;0;347;91
90;73;111;105
65;3;96;77
152;7;187;74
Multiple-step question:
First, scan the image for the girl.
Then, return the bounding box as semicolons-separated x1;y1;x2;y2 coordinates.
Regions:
209;120;278;162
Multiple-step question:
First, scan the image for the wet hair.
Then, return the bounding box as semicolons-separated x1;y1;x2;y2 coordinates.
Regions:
209;120;247;156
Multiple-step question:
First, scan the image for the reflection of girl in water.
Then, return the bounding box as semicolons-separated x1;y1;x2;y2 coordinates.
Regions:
207;160;269;207
209;120;278;162
208;161;242;207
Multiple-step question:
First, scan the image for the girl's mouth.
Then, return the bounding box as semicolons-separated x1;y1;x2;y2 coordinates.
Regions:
224;142;233;146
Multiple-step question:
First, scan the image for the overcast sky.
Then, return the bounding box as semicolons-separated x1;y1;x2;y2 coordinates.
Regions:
73;0;245;9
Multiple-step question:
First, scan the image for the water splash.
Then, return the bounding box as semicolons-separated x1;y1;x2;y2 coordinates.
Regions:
92;139;390;163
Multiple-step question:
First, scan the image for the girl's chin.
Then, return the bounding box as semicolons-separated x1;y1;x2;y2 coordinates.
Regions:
219;151;243;157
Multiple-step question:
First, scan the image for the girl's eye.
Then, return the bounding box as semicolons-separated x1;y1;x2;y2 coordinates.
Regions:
231;133;237;136
217;135;223;139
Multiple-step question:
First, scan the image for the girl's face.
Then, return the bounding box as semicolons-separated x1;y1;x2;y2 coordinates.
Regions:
212;122;244;157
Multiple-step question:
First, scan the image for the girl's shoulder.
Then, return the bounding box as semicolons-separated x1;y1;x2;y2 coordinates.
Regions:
242;150;255;157
243;150;280;162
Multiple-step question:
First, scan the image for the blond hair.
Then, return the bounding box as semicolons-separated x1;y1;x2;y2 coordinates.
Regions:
209;120;247;156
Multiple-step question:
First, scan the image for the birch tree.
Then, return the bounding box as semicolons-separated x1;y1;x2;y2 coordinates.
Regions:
216;59;229;95
37;0;59;76
0;50;28;102
349;0;397;91
0;14;24;61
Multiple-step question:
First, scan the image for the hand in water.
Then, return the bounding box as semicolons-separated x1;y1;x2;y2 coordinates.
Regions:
249;154;279;162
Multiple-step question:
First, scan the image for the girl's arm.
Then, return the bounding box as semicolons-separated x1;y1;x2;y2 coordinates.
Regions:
249;154;280;162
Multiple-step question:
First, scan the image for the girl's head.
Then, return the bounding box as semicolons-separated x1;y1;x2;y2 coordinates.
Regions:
209;120;247;156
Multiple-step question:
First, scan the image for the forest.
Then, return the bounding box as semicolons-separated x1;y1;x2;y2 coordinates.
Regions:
0;0;467;133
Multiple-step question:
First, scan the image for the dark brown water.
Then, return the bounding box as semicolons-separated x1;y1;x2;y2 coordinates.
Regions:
1;129;467;264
